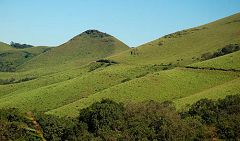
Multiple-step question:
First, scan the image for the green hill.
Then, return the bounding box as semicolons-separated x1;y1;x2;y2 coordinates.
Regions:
55;48;240;117
47;67;240;117
0;46;50;72
48;48;240;117
49;50;240;117
109;13;240;66
0;63;163;112
47;49;240;117
47;13;240;117
20;30;129;71
0;13;239;118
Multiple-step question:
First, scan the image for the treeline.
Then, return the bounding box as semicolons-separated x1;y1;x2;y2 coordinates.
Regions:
10;41;34;49
0;95;240;141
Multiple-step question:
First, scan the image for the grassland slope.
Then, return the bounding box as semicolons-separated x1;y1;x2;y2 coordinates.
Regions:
109;13;240;66
20;30;129;71
0;46;50;72
0;42;13;51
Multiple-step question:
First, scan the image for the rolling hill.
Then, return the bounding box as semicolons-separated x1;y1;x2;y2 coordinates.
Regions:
0;43;50;72
0;13;239;118
48;66;240;117
19;30;129;71
109;13;240;66
47;13;240;117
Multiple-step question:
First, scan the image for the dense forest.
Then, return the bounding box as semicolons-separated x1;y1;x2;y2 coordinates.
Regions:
0;95;239;141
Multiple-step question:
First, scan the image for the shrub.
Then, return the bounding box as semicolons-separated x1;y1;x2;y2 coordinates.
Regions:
201;44;240;60
78;99;125;133
188;99;218;124
217;94;240;114
10;41;33;49
124;101;205;140
96;59;118;64
163;67;168;70
88;60;117;72
186;95;240;140
216;113;240;139
36;113;77;141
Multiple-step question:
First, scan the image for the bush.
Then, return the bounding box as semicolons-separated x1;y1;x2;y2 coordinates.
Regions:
10;41;33;49
217;94;240;114
212;44;240;58
216;113;240;139
96;59;117;64
201;44;240;60
78;99;125;133
185;95;240;140
36;113;77;141
123;101;202;140
188;99;218;124
88;60;117;72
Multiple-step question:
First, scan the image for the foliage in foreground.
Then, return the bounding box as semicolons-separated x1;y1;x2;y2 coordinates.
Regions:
0;95;240;141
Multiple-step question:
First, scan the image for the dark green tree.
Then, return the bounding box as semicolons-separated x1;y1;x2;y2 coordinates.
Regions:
78;99;125;135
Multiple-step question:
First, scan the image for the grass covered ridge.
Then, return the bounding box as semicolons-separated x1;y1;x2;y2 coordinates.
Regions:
0;13;239;120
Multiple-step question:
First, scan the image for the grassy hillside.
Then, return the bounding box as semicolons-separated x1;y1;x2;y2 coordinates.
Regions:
46;13;240;117
0;63;165;112
0;46;50;72
48;46;240;117
0;13;239;118
20;30;129;71
189;51;240;70
109;13;240;66
0;42;12;51
174;77;240;109
47;68;240;117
